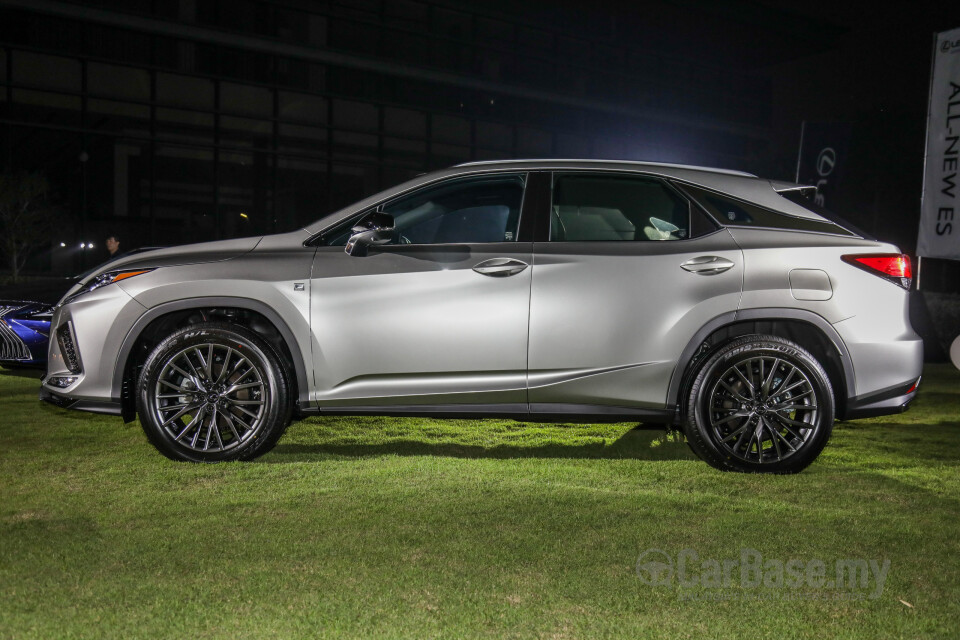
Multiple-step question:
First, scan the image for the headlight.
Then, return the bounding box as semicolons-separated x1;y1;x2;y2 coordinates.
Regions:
65;268;155;303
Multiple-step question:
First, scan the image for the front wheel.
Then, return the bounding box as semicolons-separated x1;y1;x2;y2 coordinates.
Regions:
683;335;834;474
136;322;293;462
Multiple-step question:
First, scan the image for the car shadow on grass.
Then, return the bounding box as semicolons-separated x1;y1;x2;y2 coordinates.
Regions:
267;424;697;462
830;416;960;467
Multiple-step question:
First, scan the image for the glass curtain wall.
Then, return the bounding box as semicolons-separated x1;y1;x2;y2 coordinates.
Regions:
0;1;769;274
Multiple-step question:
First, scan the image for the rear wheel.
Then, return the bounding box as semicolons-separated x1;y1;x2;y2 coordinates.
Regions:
136;322;293;462
684;335;834;473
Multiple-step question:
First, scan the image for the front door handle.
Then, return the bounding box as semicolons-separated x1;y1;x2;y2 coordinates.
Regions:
473;257;529;277
680;256;735;275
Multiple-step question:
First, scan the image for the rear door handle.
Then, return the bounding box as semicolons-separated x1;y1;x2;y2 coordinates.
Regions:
472;257;529;277
680;256;735;275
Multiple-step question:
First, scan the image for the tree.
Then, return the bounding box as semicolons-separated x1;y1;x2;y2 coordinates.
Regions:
0;171;58;283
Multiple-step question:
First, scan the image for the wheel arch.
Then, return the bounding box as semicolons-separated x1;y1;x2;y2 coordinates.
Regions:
668;308;856;422
113;297;310;422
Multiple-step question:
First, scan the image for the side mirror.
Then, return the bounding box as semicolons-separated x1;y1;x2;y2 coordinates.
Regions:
345;211;395;257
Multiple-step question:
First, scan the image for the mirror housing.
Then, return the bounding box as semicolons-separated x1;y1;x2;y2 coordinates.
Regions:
345;211;395;257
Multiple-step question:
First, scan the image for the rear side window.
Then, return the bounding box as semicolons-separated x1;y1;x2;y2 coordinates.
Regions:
550;174;695;242
681;183;856;237
778;190;870;239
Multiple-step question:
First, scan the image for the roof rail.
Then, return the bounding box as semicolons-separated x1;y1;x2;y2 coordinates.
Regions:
452;158;757;178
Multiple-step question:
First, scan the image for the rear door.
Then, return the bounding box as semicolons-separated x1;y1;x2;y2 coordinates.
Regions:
528;171;744;411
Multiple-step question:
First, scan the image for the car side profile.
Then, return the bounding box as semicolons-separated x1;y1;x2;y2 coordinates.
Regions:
40;160;923;472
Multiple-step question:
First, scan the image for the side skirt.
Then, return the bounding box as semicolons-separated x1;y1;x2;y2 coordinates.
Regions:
300;403;677;424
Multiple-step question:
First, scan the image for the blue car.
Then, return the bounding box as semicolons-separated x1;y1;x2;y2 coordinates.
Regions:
1;248;162;367
0;299;54;366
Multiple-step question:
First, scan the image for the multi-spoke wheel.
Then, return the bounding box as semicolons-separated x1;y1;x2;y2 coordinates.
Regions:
684;335;834;473
137;322;293;462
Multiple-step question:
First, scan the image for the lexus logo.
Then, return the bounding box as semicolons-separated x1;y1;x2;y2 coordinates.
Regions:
816;147;836;177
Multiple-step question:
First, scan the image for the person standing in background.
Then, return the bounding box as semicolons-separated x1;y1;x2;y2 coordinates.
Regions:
105;234;120;258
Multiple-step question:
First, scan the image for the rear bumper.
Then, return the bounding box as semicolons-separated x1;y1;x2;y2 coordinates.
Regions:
831;304;924;420
840;377;921;420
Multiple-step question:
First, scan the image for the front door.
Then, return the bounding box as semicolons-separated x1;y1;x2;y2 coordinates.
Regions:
309;172;535;409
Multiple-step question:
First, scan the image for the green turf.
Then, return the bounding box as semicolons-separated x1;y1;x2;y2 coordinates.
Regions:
1;364;959;639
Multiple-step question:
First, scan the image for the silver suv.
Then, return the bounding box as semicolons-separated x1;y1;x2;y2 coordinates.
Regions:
41;160;923;473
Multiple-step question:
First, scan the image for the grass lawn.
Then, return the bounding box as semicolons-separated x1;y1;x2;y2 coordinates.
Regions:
1;364;959;639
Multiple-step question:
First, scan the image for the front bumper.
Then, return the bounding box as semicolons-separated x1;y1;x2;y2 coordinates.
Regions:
39;381;122;415
40;284;146;415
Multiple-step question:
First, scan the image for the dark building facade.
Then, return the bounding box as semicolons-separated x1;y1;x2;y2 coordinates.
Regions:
0;0;841;274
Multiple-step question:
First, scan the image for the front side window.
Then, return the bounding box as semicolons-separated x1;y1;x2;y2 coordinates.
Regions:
550;174;691;242
325;173;526;246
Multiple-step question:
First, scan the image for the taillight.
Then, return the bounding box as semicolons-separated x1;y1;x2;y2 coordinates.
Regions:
841;253;912;290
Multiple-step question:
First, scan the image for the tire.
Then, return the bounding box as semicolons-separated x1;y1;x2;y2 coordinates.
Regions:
136;322;293;462
683;335;834;474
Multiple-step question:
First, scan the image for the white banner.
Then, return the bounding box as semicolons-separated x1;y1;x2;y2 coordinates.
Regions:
918;27;960;259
